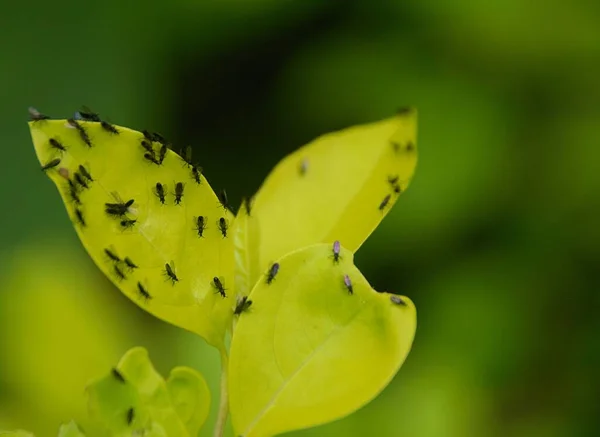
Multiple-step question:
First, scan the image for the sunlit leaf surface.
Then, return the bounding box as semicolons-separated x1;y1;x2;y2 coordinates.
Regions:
29;118;235;347
229;243;416;437
251;110;417;269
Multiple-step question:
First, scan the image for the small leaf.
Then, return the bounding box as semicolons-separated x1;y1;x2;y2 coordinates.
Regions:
229;243;416;437
232;198;262;299
29;118;235;347
57;421;85;437
251;111;417;268
167;367;211;437
86;346;210;437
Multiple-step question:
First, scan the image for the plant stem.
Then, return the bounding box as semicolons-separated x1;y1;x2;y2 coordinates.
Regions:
213;347;229;437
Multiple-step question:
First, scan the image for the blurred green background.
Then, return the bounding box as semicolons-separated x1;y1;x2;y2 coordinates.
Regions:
1;1;599;436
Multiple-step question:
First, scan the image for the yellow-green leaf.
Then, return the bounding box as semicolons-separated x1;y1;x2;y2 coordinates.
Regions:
251;110;417;268
167;367;211;437
232;198;262;300
29;118;235;348
86;346;210;437
57;421;85;437
229;243;416;437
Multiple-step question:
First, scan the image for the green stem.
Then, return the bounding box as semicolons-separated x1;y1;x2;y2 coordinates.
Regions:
213;347;229;437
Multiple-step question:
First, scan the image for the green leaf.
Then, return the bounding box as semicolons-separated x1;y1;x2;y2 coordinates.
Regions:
251;111;417;268
57;421;85;437
232;198;262;300
229;243;416;437
28;118;235;348
86;346;210;437
167;367;211;437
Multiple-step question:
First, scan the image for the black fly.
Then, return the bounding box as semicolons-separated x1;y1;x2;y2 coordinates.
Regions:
140;139;154;155
180;146;193;166
74;208;86;227
164;262;179;284
154;182;166;204
120;219;137;229
218;217;228;238
126;407;135;425
124;257;138;270
241;196;253;217
67;118;92;147
157;143;167;164
105;197;134;217
114;265;127;281
234;296;252;315
78;165;93;181
28;107;50;122
212;277;227;298
67;179;81;205
218;189;229;211
378;194;391;211
137;282;151;301
100;121;119;135
174;182;184;205
74;172;89;189
190;165;202;184
41;158;61;171
104;248;121;263
144;152;161;165
194;216;207;237
76;106;101;122
266;263;280;284
49;138;66;152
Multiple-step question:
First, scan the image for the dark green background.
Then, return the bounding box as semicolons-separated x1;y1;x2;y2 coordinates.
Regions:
1;1;599;436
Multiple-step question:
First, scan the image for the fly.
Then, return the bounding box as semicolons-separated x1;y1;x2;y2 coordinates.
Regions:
266;262;280;284
74;208;86;227
104;248;121;263
120;219;137;229
190;165;202;184
114;264;127;281
218;189;229;211
378;194;391;211
212;277;227;298
332;240;341;264
124;257;138;270
218;217;228;238
390;295;407;306
154;182;166;204
174;182;184;205
101;120;119;134
78;165;93;181
164;262;179;284
137;282;151;301
41;158;61;171
49;138;66;152
157;143;167;164
194;216;206;237
67;118;92;147
74;172;89;189
234;296;252;315
343;274;353;294
28;107;50;122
